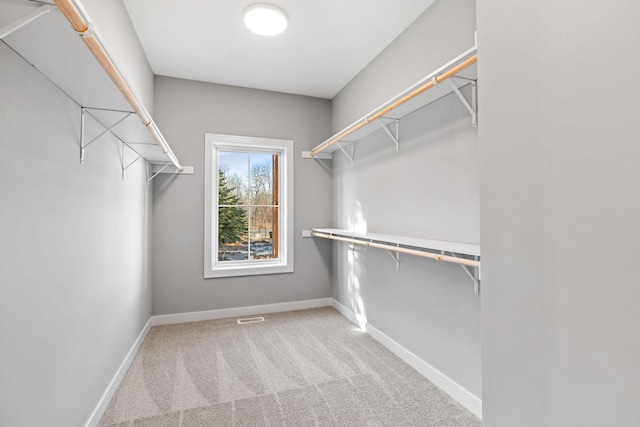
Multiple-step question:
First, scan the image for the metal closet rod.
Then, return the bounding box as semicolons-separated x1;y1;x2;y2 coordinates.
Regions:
311;54;478;157
310;231;480;268
53;0;183;172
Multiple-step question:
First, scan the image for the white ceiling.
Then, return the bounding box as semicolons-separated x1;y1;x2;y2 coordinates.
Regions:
122;0;436;99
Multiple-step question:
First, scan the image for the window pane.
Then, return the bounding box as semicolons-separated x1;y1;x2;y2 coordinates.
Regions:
219;151;249;205
249;153;275;206
249;207;275;259
218;206;248;261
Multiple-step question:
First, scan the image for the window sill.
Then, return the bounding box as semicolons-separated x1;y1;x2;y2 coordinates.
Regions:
204;262;294;279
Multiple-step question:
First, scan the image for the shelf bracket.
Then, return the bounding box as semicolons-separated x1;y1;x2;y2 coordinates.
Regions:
145;164;194;185
447;79;477;127
474;256;480;295
80;107;133;164
147;162;171;183
0;4;53;39
336;143;354;165
445;251;480;295
380;118;400;151
347;244;361;253
385;244;400;270
472;81;477;125
82;107;161;178
120;143;158;179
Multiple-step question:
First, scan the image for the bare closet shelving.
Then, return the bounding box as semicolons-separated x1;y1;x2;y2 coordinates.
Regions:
303;44;477;162
0;1;189;180
305;43;481;294
311;229;481;295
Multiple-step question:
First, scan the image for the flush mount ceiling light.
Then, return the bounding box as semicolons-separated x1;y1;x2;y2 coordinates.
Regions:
243;4;288;36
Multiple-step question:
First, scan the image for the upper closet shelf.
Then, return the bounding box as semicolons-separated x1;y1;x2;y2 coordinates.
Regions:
309;44;477;158
0;1;186;174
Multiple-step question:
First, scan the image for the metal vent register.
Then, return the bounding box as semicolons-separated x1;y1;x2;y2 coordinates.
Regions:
237;317;265;325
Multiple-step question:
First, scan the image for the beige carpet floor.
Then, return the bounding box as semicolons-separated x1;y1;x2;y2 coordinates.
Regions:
99;307;481;426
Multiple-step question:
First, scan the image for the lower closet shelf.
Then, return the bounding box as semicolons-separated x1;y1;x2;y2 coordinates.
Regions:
310;228;481;294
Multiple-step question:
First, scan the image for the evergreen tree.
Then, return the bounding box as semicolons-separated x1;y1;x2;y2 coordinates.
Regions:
218;168;247;246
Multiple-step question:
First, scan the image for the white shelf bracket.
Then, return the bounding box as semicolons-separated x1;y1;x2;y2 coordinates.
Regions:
146;163;194;185
82;107;161;177
122;142;159;170
336;143;354;165
120;141;125;179
472;81;477;125
147;162;171;183
80;107;133;164
446;251;481;295
0;4;52;39
385;243;401;270
80;107;86;163
116;143;159;179
380;118;400;151
447;79;477;127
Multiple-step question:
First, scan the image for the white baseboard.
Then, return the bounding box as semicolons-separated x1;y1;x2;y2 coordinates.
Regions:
331;298;482;419
331;298;360;326
84;317;153;427
366;324;483;419
151;298;333;326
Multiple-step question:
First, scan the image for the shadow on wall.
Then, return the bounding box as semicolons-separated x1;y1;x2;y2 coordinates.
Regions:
152;172;181;202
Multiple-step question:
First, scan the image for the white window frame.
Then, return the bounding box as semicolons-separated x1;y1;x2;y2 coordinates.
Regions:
204;133;294;278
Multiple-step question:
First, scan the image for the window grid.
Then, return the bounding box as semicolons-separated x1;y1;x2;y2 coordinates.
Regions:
217;150;279;263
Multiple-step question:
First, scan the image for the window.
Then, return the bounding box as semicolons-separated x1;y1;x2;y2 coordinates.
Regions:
204;134;293;278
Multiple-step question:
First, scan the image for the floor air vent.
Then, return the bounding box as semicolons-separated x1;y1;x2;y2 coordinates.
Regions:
237;317;265;325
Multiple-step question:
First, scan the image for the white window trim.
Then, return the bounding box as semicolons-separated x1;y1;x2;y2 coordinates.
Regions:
204;133;294;278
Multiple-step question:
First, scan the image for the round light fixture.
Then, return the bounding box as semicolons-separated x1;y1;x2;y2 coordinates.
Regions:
243;4;288;36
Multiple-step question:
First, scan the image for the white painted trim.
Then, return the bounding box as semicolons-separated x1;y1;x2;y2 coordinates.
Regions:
331;298;359;326
84;318;153;427
204;133;294;279
152;298;333;326
330;298;482;419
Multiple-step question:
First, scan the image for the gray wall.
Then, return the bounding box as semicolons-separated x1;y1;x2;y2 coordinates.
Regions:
152;77;332;315
0;1;154;426
330;0;481;402
477;1;640;426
